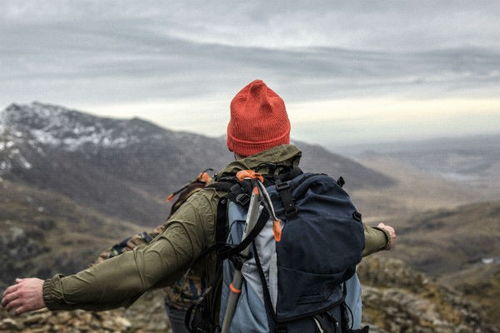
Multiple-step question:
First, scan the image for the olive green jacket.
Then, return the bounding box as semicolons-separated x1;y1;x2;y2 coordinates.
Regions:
43;144;390;310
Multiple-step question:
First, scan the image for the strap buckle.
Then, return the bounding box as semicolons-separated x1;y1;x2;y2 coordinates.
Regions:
275;181;290;191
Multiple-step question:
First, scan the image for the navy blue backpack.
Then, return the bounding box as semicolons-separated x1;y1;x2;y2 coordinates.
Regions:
186;168;368;333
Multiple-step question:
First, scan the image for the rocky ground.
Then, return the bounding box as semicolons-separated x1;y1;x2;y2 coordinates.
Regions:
1;257;497;333
359;257;498;333
0;291;170;333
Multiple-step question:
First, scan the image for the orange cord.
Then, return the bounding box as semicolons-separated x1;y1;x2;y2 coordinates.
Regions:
229;283;241;294
197;172;212;183
236;170;264;182
273;219;283;242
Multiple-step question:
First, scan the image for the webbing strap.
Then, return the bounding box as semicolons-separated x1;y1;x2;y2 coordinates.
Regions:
278;166;303;182
207;181;234;193
183;195;269;318
217;209;270;260
185;196;229;332
188;197;228;272
215;197;228;248
275;179;298;219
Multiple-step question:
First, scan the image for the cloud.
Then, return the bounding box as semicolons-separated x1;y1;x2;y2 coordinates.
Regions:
3;1;500;50
2;21;500;105
1;1;500;145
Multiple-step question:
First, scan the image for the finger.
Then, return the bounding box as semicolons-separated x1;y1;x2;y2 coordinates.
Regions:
14;305;28;315
1;291;20;307
2;284;19;298
15;278;24;283
5;298;23;312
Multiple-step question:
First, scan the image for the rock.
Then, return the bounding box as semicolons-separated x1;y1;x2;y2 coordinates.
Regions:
0;317;22;331
0;307;139;332
359;257;498;333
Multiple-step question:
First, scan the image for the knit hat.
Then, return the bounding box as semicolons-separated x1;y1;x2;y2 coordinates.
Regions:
227;80;291;156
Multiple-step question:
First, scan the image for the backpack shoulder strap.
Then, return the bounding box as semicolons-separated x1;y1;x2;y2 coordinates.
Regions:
185;194;229;333
215;196;229;250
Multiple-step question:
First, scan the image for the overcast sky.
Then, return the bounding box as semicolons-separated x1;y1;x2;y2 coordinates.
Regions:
1;0;500;147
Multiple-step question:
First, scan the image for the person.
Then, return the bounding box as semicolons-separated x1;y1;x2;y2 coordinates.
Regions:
1;80;396;331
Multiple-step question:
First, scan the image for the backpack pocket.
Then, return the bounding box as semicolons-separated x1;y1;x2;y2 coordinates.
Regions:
276;266;346;321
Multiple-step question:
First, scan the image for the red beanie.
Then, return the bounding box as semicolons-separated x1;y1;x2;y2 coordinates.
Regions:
227;80;291;156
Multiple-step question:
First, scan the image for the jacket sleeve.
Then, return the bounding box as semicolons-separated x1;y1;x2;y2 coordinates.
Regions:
95;224;167;265
362;224;390;257
43;190;218;311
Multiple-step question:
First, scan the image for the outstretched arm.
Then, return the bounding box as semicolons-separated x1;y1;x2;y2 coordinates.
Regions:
1;190;219;314
363;222;396;257
2;222;195;313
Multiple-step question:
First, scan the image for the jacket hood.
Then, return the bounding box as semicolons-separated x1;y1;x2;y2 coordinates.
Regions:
217;144;302;178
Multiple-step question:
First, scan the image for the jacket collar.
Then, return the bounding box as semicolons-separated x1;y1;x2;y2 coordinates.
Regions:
217;144;302;178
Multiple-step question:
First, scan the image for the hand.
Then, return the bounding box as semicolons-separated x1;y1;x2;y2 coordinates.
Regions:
377;222;396;249
1;278;46;315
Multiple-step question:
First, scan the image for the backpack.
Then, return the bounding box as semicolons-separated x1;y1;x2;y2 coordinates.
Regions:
186;167;369;333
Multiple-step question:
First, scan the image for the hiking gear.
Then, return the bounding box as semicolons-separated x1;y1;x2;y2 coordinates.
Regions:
42;145;389;320
221;176;263;333
166;168;214;202
166;168;214;214
187;164;367;332
227;80;290;156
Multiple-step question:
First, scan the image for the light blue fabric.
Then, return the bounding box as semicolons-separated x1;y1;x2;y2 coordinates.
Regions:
345;272;362;329
219;203;271;333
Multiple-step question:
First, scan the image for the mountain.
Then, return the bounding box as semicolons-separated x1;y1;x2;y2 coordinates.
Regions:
0;102;394;226
0;180;142;290
296;141;395;190
338;134;500;196
383;200;500;328
0;102;231;226
392;200;500;275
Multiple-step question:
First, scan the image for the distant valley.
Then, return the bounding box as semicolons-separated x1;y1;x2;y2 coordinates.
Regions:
338;134;500;197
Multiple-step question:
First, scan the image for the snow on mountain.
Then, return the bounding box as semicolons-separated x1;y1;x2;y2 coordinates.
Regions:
0;105;34;174
0;102;169;151
0;102;181;176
